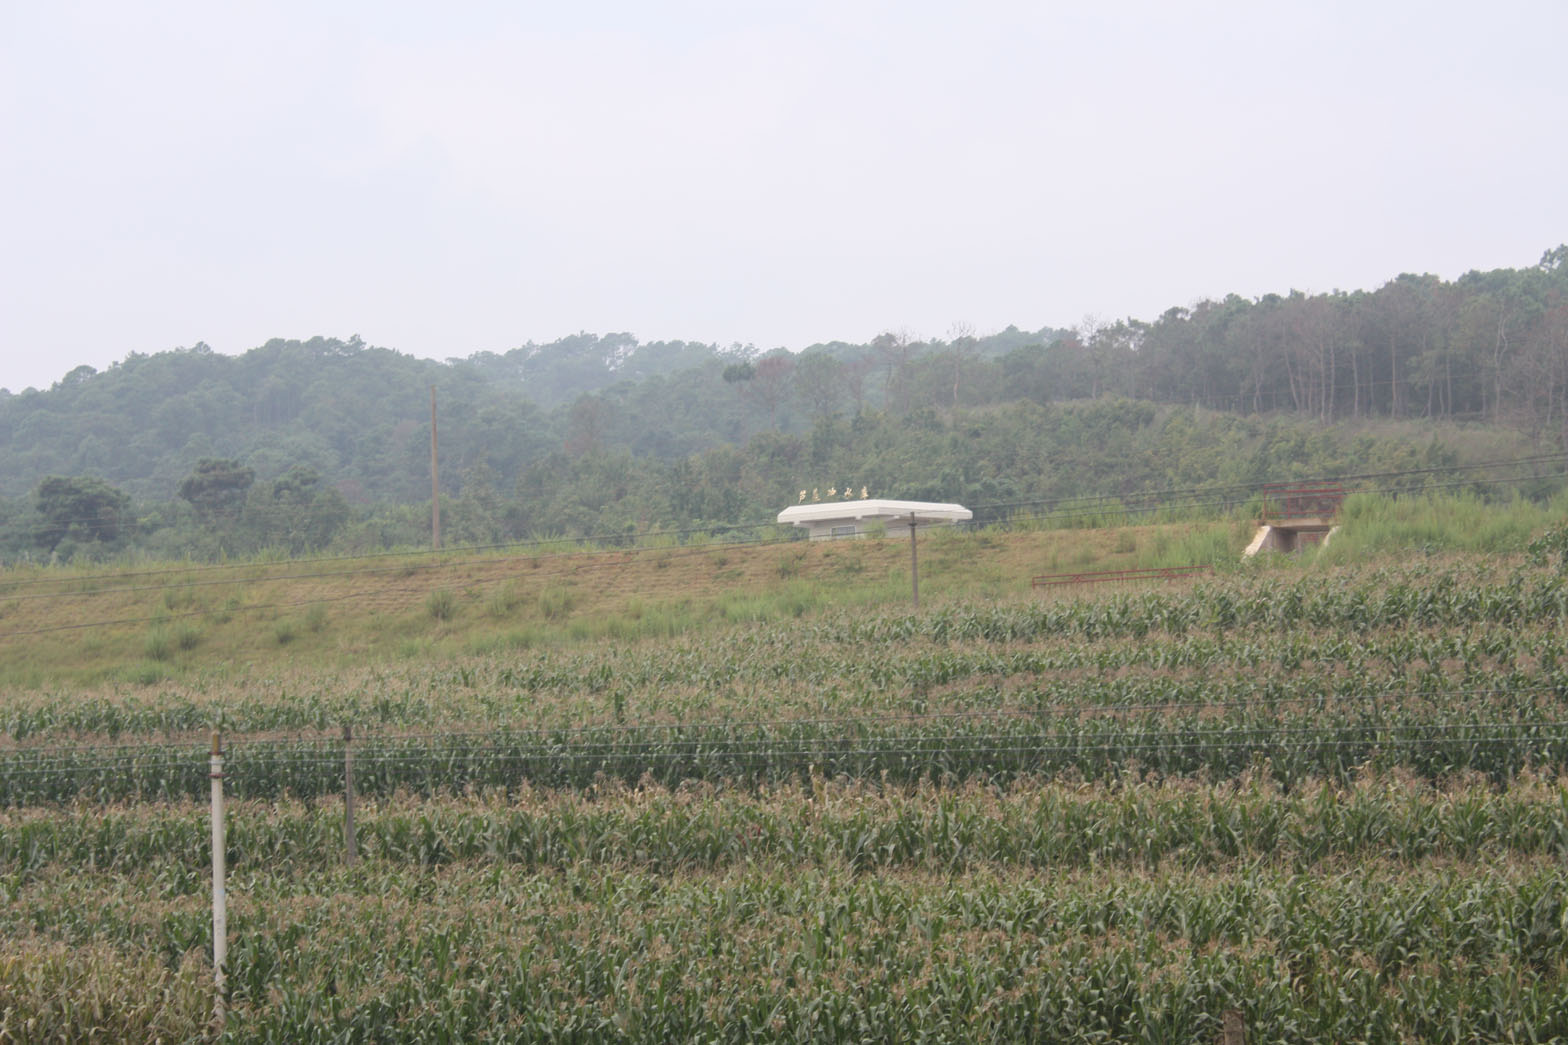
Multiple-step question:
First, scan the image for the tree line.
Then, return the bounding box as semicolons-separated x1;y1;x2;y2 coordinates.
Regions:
0;248;1562;562
713;246;1568;439
0;398;1475;564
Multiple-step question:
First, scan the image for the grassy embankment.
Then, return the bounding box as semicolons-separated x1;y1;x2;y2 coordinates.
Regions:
0;516;1258;690
1;490;1564;691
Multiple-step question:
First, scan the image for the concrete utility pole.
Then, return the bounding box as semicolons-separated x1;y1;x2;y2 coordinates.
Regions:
209;731;227;1032
342;724;357;866
430;386;441;550
908;513;920;610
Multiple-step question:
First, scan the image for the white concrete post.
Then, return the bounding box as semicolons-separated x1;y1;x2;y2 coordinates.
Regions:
209;730;227;1031
343;723;357;865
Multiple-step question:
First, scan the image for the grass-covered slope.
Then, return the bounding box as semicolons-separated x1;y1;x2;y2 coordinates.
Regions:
0;514;1261;690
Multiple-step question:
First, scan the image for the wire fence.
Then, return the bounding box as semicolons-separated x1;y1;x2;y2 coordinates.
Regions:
7;679;1567;754
6;710;1568;806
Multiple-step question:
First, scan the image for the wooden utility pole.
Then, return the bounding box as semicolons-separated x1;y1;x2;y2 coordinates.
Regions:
430;386;441;550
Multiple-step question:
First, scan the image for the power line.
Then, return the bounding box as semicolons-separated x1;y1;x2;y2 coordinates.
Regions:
966;453;1568;518
0;536;790;637
980;470;1568;526
0;522;779;592
10;456;1562;603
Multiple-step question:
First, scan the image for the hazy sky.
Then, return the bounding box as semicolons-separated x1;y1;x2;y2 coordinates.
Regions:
3;0;1565;392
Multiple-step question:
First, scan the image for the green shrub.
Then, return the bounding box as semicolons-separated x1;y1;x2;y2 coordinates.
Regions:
143;629;173;662
121;660;169;685
211;594;243;625
488;582;521;618
537;587;575;622
777;551;806;579
426;589;457;621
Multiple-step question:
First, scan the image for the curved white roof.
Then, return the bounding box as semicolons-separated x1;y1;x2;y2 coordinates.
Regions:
777;498;972;528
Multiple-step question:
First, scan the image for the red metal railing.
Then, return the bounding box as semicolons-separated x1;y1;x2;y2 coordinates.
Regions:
1031;565;1212;589
1258;482;1344;518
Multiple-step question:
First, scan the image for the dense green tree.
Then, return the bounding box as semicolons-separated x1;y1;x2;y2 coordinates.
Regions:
445;462;505;545
0;493;37;560
32;475;131;551
242;466;350;554
792;352;846;422
178;458;254;525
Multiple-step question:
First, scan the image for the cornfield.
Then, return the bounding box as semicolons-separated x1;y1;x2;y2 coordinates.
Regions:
4;555;1568;1041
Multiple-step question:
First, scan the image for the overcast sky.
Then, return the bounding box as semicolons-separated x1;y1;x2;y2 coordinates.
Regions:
2;0;1565;393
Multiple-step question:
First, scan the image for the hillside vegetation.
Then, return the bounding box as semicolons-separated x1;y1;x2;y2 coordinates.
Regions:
1;246;1563;565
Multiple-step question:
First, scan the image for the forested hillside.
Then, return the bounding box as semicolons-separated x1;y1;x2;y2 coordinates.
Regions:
0;248;1563;563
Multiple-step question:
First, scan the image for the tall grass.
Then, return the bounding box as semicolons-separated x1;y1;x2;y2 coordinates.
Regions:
1320;490;1568;562
1133;520;1248;569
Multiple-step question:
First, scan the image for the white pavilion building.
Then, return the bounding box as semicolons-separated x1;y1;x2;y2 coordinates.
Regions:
776;498;972;540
